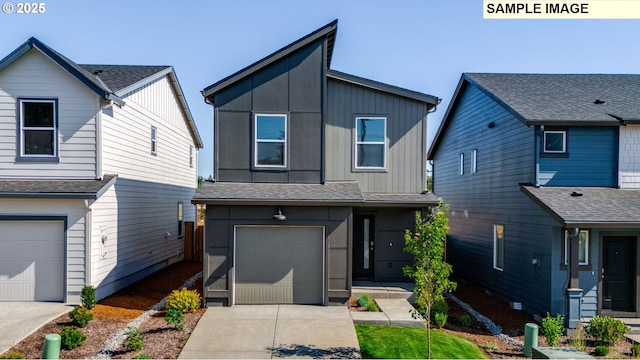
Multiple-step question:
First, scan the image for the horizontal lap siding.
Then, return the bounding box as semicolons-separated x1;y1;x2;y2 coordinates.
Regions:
326;79;427;193
0;50;98;179
432;84;557;315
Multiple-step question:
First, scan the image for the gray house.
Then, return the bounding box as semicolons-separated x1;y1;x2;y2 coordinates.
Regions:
193;20;440;306
429;73;640;324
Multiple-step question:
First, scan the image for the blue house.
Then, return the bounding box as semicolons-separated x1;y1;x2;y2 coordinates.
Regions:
428;73;640;324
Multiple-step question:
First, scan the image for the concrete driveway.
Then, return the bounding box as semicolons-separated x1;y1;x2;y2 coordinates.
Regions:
0;302;71;354
179;305;361;359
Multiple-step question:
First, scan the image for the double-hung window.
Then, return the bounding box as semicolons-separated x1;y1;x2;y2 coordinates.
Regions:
255;114;287;167
19;99;57;157
543;130;566;153
355;117;386;169
151;126;157;155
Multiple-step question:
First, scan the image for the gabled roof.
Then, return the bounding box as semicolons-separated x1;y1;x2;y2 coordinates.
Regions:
327;70;439;107
428;73;640;159
0;37;203;148
521;185;640;228
0;174;117;199
202;20;338;101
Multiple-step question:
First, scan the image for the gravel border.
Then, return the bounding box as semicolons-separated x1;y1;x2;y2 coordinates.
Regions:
92;271;203;359
446;292;524;349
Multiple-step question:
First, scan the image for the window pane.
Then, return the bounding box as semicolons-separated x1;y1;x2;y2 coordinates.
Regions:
257;142;284;165
257;115;285;140
545;132;565;152
495;225;504;269
357;144;384;167
24;102;54;127
357;118;385;142
24;130;54;155
578;231;587;264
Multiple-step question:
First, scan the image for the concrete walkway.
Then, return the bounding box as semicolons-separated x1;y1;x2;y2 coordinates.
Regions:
179;305;361;359
350;298;425;328
0;302;71;354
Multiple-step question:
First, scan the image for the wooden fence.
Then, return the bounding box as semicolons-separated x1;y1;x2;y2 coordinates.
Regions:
184;221;203;262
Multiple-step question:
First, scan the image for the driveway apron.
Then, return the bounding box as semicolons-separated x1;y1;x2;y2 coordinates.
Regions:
179;305;361;359
0;302;71;354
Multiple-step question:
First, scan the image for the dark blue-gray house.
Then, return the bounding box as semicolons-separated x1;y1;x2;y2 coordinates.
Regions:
193;20;440;306
428;73;640;324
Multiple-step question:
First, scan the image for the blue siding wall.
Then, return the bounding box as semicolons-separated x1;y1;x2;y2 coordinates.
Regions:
538;127;618;187
432;83;561;316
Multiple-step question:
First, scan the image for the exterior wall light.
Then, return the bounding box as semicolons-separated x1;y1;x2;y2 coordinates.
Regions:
273;207;287;221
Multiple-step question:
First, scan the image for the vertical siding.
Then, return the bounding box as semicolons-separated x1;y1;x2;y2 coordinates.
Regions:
538;127;617;187
90;177;196;300
432;83;559;315
326;79;427;193
0;198;87;303
0;49;98;179
619;125;640;188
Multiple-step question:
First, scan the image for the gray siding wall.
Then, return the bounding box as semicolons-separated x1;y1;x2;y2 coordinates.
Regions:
214;40;324;183
204;205;351;306
325;78;428;193
432;83;559;316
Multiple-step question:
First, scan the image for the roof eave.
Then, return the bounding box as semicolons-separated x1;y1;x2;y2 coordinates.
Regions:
202;19;339;102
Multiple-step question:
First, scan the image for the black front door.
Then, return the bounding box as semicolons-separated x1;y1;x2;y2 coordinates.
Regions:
602;236;636;312
353;215;375;279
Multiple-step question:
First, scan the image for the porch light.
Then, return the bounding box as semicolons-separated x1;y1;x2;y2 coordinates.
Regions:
273;207;287;221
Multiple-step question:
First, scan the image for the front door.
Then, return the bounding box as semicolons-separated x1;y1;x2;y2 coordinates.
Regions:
602;236;636;312
353;215;375;279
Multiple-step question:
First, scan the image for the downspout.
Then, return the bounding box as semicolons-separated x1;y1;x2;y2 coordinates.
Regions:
84;199;93;288
534;125;543;187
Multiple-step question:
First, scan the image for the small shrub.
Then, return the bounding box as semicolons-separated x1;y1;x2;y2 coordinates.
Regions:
430;298;448;319
59;326;86;350
81;285;96;309
0;352;25;359
483;341;498;352
166;288;201;313
165;308;185;331
356;294;372;307
459;313;472;327
631;343;640;358
571;321;586;352
594;345;610;356
585;315;630;346
124;327;144;352
133;354;152;359
69;306;94;328
541;312;564;346
433;312;448;329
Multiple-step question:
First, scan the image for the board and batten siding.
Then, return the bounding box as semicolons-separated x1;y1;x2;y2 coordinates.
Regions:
538;126;617;187
0;49;98;179
0;198;88;303
619;124;640;188
89;177;196;300
432;83;559;316
325;78;428;193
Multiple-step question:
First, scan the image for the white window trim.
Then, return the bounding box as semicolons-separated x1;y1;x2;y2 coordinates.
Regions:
564;229;589;266
471;149;477;174
19;99;57;157
459;153;464;175
493;224;504;271
151;126;157;155
254;114;287;168
543;130;566;153
354;117;387;170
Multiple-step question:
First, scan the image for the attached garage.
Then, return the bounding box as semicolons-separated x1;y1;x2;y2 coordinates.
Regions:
0;220;65;301
234;226;324;305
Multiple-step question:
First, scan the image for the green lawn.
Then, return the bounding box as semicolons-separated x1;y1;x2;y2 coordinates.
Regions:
355;324;489;359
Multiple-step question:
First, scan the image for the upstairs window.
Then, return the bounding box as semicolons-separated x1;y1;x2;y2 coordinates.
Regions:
471;149;477;174
355;117;386;169
543;130;566;153
20;99;57;157
189;145;194;168
151;126;157;155
255;114;287;167
459;153;464;175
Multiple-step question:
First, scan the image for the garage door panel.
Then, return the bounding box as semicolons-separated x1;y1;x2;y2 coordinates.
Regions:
0;221;64;301
235;226;323;305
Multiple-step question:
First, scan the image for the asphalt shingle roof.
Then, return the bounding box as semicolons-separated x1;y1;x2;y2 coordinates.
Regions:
79;65;171;93
521;185;640;226
0;174;117;199
465;73;640;124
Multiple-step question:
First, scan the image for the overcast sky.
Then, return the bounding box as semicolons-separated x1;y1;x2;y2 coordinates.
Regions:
2;0;639;177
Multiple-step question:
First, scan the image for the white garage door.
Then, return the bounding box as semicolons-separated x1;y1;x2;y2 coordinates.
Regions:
235;226;324;305
0;220;65;301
